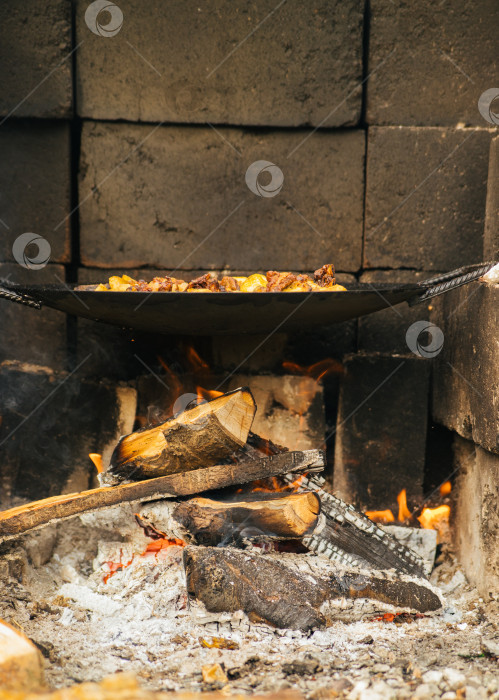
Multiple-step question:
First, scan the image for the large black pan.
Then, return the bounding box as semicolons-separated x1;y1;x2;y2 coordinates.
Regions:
0;262;495;335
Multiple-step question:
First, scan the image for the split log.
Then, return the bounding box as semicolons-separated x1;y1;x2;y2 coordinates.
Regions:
284;473;427;578
173;492;320;546
0;619;44;692
183;546;443;632
0;449;324;543
106;387;256;483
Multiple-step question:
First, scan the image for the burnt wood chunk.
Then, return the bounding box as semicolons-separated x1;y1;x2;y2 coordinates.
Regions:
184;547;443;631
107;388;257;482
0;450;325;543
184;546;327;631
284;473;427;578
173;492;320;545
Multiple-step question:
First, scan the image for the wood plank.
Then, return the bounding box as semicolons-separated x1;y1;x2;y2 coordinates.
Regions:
0;449;324;542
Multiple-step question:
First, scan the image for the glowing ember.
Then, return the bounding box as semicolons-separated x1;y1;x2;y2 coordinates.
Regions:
397;488;412;522
440;481;452;496
103;549;134;584
364;509;395;524
143;537;185;555
89;453;104;474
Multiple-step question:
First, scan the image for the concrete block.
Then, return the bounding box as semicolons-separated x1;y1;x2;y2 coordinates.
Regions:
0;0;72;118
358;270;441;354
76;0;363;127
484;135;499;260
453;436;499;600
431;281;499;454
367;0;499;126
228;374;325;451
333;353;430;512
79;122;365;272
364;127;493;271
0;361;136;507
0;121;71;263
0;263;67;369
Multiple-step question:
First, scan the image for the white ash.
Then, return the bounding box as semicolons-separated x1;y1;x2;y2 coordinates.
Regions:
0;509;498;698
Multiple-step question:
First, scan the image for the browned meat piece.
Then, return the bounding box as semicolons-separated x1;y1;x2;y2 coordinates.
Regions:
266;271;297;291
219;276;240;291
128;279;150;291
188;273;220;291
313;264;335;287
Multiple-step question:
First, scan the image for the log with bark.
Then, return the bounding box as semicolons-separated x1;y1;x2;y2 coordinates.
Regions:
172;492;320;546
0;449;324;543
183;546;443;632
106;387;257;483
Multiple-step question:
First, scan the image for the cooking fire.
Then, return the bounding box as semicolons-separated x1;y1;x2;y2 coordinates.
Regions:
1;378;498;698
1;2;498;698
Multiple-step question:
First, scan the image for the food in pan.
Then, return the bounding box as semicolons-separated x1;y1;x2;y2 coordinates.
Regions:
94;264;346;293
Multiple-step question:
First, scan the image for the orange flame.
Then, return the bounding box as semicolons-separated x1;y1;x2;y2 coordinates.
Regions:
418;505;450;531
196;386;224;401
397;489;411;522
89;453;104;474
282;358;343;381
364;509;395;524
186;346;210;374
157;355;184;413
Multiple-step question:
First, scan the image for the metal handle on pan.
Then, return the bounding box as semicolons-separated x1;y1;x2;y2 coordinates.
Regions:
0;284;43;309
409;261;497;306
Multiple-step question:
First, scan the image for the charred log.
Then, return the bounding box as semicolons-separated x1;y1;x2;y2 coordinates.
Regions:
183;546;443;632
284;474;427;578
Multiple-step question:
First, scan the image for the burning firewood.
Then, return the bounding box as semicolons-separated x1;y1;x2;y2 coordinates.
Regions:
183;546;443;632
0;449;324;543
172;492;320;545
106;387;256;483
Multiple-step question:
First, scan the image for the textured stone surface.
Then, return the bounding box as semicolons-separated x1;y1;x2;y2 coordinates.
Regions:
333;353;430;512
0;362;136;507
358;270;441;354
79;122;365;271
484;136;499;260
367;0;499;126
228;374;325;451
76;0;363;127
364;127;493;271
0;121;71;263
0;264;67;369
453;436;499;600
0;0;72;118
431;281;499;454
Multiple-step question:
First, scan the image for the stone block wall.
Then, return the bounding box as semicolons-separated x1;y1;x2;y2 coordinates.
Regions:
1;0;497;529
